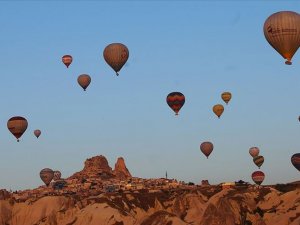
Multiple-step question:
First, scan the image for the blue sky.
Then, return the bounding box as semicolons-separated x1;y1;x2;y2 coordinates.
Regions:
0;1;300;190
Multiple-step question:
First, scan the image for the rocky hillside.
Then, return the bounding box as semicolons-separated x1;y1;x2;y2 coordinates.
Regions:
0;185;299;225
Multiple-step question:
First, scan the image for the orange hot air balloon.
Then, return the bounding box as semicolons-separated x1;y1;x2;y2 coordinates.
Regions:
77;74;91;91
263;11;300;65
251;171;265;185
62;55;73;68
34;129;41;138
103;43;129;76
7;116;28;142
200;141;214;158
212;104;224;118
166;92;185;115
221;92;232;105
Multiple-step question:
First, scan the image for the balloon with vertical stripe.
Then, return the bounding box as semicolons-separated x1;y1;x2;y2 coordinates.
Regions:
7;116;28;142
166;92;185;116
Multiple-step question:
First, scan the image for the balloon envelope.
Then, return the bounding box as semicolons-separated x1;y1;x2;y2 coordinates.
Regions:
291;153;300;172
221;92;232;104
253;155;264;168
166;92;185;115
40;168;54;186
252;171;265;185
213;104;224;118
200;142;214;158
249;147;260;158
77;74;91;91
62;55;72;68
7;116;28;142
34;129;41;138
103;43;129;75
53;171;62;181
263;11;300;65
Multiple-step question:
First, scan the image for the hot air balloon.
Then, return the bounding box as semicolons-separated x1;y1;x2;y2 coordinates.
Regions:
221;92;232;105
212;104;224;118
253;155;264;169
62;55;73;68
249;147;260;158
103;43;129;76
298;116;300;122
7;116;28;142
40;168;54;186
166;92;185;115
77;74;91;91
200;141;214;159
251;171;265;185
34;129;41;138
291;153;300;172
53;179;67;190
263;11;300;65
53;170;62;181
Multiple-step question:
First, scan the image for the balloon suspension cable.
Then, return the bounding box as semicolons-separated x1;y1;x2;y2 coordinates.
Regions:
116;72;119;76
285;60;292;65
17;139;19;142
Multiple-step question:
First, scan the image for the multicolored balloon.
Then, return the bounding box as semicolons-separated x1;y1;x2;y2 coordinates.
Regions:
40;168;54;186
221;92;232;105
252;171;265;185
253;155;264;169
166;92;185;116
53;170;62;181
212;104;224;118
77;74;91;91
7;116;28;142
249;147;260;158
264;11;300;65
291;153;300;172
34;129;41;138
103;43;129;76
200;142;214;159
62;55;73;68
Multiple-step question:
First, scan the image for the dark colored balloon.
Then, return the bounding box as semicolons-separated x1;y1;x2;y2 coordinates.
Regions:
291;153;300;172
253;155;264;169
40;168;54;186
34;129;41;138
166;92;185;115
252;171;265;185
200;142;214;159
62;55;73;68
103;43;129;76
77;74;91;91
7;116;28;142
264;11;300;65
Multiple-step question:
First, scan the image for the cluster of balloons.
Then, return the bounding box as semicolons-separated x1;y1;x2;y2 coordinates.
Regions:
62;43;129;92
212;92;232;118
7;116;41;142
249;147;265;185
39;168;62;186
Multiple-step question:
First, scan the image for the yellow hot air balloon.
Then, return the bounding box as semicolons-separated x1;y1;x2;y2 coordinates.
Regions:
221;92;232;105
103;43;129;76
212;104;224;118
264;11;300;65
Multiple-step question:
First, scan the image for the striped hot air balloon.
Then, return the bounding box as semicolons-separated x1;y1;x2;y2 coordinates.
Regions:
62;55;73;68
249;147;260;158
200;142;214;159
34;129;41;138
221;92;232;105
53;170;62;181
40;168;54;186
103;43;129;76
253;155;264;169
212;104;224;118
166;92;185;116
263;11;300;65
7;116;28;142
291;153;300;172
252;171;265;185
77;74;91;91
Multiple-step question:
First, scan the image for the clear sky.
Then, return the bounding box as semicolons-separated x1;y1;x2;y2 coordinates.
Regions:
0;1;300;190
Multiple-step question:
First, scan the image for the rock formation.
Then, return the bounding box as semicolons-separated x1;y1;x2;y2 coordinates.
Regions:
113;157;132;180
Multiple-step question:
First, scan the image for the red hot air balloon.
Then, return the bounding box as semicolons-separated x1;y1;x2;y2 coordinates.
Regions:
249;147;260;158
251;171;265;185
200;142;214;159
291;153;300;172
7;116;28;142
34;129;41;138
62;55;73;68
166;92;185;115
